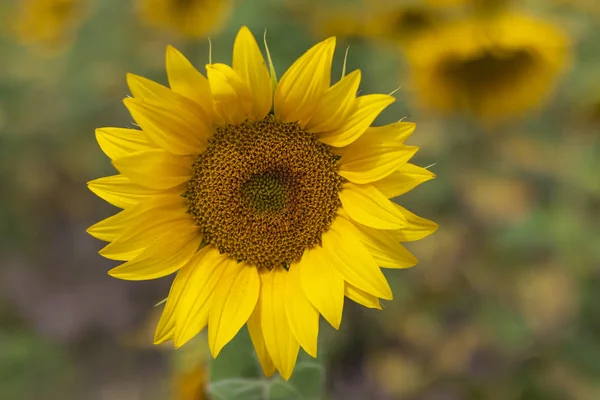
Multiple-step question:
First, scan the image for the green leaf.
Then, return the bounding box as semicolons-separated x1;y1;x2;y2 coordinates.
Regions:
208;328;325;399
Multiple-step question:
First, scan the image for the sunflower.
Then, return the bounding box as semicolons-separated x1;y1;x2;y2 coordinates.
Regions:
307;9;368;40
361;2;443;45
426;0;467;6
404;12;570;122
11;0;86;53
88;26;437;380
306;0;443;45
135;0;231;38
426;0;509;10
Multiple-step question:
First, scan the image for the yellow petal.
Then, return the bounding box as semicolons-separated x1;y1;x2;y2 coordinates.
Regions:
208;259;260;358
389;205;439;242
233;26;272;120
363;121;417;144
173;247;229;348
338;182;406;230
274;37;336;125
166;45;213;117
108;225;201;280
373;163;436;199
97;196;189;257
95;128;155;160
247;302;276;377
87;192;179;241
318;94;395;147
206;63;254;125
337;121;417;184
323;217;393;299
87;208;134;242
341;215;418;269
305;70;361;133
339;142;418;184
126;73;174;102
87;174;168;209
123;97;209;156
299;247;344;329
260;267;300;380
154;261;198;344
99;210;193;261
112;149;192;190
285;263;319;358
345;283;382;310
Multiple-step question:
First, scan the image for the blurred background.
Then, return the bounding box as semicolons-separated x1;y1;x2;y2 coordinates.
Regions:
1;0;600;399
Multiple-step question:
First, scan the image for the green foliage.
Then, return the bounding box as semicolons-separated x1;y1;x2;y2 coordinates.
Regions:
209;328;324;400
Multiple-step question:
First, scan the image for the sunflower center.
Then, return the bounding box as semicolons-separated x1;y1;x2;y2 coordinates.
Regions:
441;48;536;90
242;172;288;213
184;116;343;270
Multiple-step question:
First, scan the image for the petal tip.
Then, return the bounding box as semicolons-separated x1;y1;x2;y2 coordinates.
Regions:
173;341;185;350
122;97;137;107
165;44;184;61
106;267;119;278
264;369;276;378
125;72;138;87
331;318;341;330
153;330;172;345
238;25;251;35
279;369;293;381
305;346;318;359
85;225;99;237
208;339;223;359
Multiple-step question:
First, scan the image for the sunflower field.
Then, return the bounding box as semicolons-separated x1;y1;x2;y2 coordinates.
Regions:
1;0;600;399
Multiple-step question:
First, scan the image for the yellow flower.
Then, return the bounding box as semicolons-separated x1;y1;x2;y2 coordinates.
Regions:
307;10;368;39
11;0;86;53
426;0;508;10
172;364;209;400
135;0;232;38
427;0;465;6
88;27;437;380
361;3;442;44
306;0;442;45
404;12;570;122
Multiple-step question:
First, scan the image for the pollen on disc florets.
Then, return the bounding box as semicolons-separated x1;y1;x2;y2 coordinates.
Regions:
184;115;343;270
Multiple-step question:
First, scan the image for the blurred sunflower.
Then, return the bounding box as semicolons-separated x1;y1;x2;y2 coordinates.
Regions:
307;10;367;39
172;364;209;400
11;0;87;54
427;0;513;13
135;0;231;38
426;0;468;6
405;12;570;122
88;26;437;380
362;2;443;45
306;0;443;45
